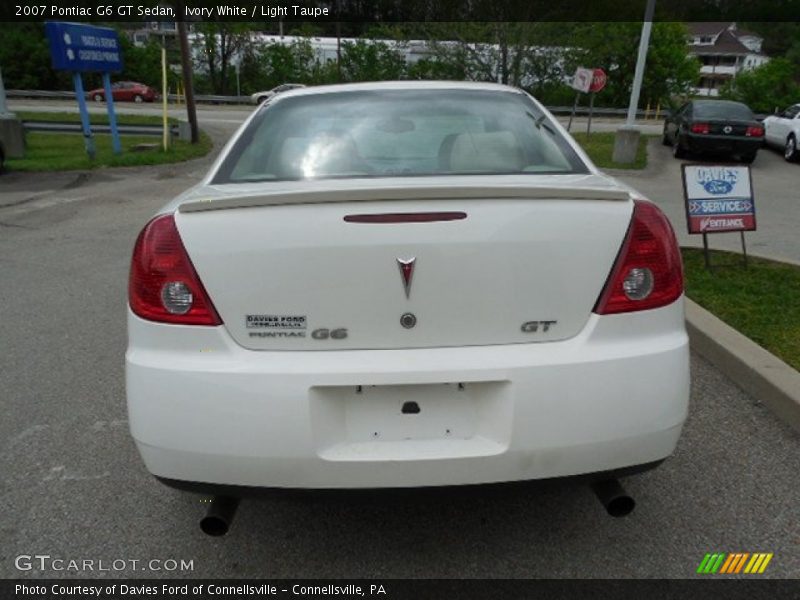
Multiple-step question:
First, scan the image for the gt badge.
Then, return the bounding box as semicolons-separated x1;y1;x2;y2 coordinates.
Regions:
397;257;416;299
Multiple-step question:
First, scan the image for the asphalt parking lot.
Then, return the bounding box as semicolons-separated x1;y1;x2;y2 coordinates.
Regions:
1;105;799;579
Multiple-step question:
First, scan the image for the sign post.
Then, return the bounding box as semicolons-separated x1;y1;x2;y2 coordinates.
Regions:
71;71;95;159
586;68;607;134
45;22;123;158
567;67;592;132
101;72;121;155
682;164;756;269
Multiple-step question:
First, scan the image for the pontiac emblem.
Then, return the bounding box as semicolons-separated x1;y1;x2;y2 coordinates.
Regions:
397;257;416;299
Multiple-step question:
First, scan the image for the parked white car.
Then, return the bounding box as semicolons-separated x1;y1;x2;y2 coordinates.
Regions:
250;82;305;104
762;103;800;162
126;81;689;535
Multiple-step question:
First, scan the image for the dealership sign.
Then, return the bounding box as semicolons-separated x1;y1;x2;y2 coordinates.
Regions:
682;164;756;234
45;22;122;73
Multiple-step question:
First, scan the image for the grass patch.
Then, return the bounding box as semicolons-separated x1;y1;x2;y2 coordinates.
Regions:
6;131;212;172
572;132;651;170
16;110;176;127
682;248;800;371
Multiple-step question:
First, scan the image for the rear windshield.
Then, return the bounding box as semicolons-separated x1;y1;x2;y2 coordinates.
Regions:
213;89;589;184
693;102;754;120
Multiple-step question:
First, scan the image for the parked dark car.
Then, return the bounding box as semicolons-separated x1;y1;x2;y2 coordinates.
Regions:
87;81;157;103
662;100;764;163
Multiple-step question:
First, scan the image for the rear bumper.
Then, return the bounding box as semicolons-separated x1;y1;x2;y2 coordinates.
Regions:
126;299;689;489
684;133;762;156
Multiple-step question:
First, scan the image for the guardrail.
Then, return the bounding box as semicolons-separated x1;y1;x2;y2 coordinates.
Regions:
22;121;180;136
7;89;252;105
17;88;771;121
10;89;671;115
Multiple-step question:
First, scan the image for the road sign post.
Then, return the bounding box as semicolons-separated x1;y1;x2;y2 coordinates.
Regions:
45;22;123;158
102;73;121;155
586;68;607;135
567;67;593;132
71;72;95;159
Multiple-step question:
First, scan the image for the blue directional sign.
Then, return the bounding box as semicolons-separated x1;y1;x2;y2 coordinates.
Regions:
45;22;122;73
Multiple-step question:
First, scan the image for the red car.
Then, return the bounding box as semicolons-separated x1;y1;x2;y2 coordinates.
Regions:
88;81;157;103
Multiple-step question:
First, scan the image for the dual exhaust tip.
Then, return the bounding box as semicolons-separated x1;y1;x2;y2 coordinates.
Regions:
198;478;634;536
199;496;240;537
591;479;636;518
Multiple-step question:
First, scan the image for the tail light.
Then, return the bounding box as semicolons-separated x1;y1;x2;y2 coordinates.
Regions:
690;123;710;134
594;200;683;315
746;126;764;137
129;213;222;325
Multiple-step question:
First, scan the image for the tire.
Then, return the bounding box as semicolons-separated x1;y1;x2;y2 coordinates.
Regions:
0;148;5;174
672;135;686;159
93;94;103;102
661;124;671;146
785;135;799;162
134;94;143;103
741;152;757;164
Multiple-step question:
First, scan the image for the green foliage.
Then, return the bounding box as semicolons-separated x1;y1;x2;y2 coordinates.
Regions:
571;132;651;170
339;40;407;82
6;131;212;172
720;58;800;114
682;248;800;371
192;22;255;95
0;23;71;90
115;35;163;89
567;22;700;108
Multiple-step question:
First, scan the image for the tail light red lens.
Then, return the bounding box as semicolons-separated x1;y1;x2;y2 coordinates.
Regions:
129;213;222;326
594;200;683;315
690;123;710;134
746;126;764;137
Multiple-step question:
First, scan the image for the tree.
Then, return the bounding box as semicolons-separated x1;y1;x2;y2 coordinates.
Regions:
0;23;71;90
566;22;700;108
192;23;254;95
720;58;800;114
116;35;162;88
339;39;406;82
239;38;329;92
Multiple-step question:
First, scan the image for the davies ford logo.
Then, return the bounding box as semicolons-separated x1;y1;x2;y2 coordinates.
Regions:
695;166;738;195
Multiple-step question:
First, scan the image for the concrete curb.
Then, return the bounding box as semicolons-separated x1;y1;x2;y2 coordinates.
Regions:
686;298;800;434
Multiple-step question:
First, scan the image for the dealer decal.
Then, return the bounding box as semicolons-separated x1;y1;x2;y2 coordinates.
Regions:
245;315;306;329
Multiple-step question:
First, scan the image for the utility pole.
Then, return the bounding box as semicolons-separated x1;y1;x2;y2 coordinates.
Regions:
177;9;199;144
613;0;656;163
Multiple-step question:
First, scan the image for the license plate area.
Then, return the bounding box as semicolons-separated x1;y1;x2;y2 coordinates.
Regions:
310;382;511;461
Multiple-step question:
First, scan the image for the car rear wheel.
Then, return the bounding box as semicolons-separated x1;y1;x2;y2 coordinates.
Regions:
672;135;686;159
785;135;798;162
93;94;103;102
661;124;671;146
741;152;757;164
134;95;144;103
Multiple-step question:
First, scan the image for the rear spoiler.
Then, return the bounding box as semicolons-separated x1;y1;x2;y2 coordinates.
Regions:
179;185;631;213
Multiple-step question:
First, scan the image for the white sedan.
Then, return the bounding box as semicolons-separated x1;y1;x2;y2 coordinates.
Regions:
250;82;305;104
126;81;689;535
762;103;800;162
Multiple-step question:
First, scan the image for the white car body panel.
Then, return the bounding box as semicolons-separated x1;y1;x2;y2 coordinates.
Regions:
126;81;689;490
128;299;688;488
763;104;800;147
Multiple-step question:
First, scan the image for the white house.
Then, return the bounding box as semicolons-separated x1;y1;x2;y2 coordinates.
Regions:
687;23;770;97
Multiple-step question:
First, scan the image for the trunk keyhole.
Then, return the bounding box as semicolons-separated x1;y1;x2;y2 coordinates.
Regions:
401;401;421;414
